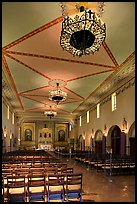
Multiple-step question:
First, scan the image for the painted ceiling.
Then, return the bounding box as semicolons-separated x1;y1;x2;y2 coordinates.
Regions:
2;2;135;122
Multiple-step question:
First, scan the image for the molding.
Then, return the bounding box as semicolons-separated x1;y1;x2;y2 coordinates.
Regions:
78;76;135;117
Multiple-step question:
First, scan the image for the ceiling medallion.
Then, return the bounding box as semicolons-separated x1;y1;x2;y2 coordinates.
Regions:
60;2;106;57
49;82;67;105
44;106;57;119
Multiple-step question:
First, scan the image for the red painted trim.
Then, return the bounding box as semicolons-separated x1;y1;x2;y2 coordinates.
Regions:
20;94;47;105
73;56;135;114
5;53;51;80
67;69;113;82
72;70;118;113
119;52;135;68
64;87;84;100
103;42;119;67
25;107;45;112
19;85;49;94
19;94;49;97
2;55;24;110
6;50;116;69
3;16;63;50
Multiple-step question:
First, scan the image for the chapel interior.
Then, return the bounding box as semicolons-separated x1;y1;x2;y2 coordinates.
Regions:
2;2;135;202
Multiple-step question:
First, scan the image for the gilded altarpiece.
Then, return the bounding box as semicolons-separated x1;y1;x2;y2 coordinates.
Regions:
54;123;69;148
38;128;53;150
21;123;35;149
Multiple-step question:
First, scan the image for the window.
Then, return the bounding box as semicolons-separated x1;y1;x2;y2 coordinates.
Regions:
69;124;72;131
87;111;89;123
80;116;82;127
111;92;116;111
97;103;100;118
12;113;14;125
7;105;9;119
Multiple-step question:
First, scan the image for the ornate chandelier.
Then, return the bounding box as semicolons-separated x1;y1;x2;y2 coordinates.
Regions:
49;82;67;104
44;106;57;119
60;3;106;57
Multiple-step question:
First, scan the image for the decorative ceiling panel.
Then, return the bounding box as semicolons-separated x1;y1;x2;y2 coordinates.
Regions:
2;2;61;47
67;71;113;98
5;55;49;93
7;53;114;82
2;2;135;121
102;2;135;65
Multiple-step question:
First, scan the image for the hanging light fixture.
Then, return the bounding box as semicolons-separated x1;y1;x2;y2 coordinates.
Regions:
49;82;67;104
44;106;57;119
60;2;106;57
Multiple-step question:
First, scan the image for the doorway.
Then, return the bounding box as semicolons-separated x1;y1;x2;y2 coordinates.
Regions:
111;126;121;155
129;138;135;158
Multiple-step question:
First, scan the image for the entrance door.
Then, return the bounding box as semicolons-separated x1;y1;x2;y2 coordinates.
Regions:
111;126;121;155
129;138;135;159
95;141;102;155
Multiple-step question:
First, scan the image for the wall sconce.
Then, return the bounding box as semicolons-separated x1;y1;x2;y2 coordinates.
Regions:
103;124;107;136
91;128;94;138
83;131;86;140
18;138;21;146
10;131;12;139
4;126;7;137
122;118;127;133
69;124;72;131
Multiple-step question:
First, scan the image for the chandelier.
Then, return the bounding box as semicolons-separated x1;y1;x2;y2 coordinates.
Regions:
49;82;67;104
44;106;57;119
60;3;106;57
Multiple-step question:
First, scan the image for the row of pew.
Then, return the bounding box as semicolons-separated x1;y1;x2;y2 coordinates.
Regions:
2;150;83;202
74;154;135;176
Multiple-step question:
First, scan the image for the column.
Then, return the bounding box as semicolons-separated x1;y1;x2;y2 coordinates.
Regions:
90;137;93;152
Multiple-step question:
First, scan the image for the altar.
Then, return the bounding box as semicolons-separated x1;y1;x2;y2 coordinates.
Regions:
38;144;53;151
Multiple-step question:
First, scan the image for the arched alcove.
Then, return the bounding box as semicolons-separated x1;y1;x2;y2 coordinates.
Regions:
76;134;83;150
107;125;121;155
79;134;83;150
128;121;135;158
94;130;103;155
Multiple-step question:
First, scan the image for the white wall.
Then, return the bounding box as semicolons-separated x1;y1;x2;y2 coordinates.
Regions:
2;99;16;152
77;83;135;150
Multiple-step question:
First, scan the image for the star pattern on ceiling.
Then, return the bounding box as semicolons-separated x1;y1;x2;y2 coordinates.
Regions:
2;2;135;121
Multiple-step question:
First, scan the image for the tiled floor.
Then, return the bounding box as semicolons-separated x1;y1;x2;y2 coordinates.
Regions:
57;154;135;202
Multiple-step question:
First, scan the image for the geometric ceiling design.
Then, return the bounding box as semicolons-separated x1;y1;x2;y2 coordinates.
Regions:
2;2;135;122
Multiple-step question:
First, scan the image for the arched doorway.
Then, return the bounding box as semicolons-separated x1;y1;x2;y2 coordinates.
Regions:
128;122;135;158
94;130;103;156
111;125;121;155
